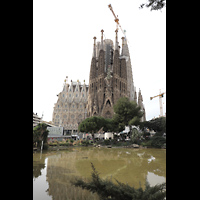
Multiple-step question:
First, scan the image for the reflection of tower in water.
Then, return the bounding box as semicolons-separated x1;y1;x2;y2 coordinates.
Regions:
44;148;165;199
46;152;99;200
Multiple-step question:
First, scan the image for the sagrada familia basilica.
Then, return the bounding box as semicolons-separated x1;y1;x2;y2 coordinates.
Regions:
52;29;146;134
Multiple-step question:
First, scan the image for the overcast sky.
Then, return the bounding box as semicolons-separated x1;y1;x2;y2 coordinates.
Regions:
33;0;166;122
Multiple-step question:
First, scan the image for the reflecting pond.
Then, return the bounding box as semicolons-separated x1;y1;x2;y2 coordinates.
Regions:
33;147;166;200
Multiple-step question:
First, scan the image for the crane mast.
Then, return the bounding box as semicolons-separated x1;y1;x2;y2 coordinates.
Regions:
159;89;163;116
108;4;126;38
150;90;166;117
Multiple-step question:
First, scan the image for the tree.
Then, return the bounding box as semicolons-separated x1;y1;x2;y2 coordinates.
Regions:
33;123;49;148
151;136;166;148
79;117;102;133
139;117;166;134
78;116;114;141
72;162;166;200
130;128;142;143
139;0;166;11
79;116;115;133
113;97;143;134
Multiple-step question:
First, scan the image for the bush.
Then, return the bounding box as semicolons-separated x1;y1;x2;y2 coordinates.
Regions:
81;140;89;146
151;136;166;148
73;140;82;146
141;136;166;148
133;139;142;145
141;140;152;147
69;139;74;143
104;139;111;145
59;141;66;146
66;139;73;146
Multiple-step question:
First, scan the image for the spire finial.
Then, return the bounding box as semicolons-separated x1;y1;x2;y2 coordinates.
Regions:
121;37;125;55
115;29;118;50
100;29;104;50
93;36;97;43
93;36;97;58
121;37;125;46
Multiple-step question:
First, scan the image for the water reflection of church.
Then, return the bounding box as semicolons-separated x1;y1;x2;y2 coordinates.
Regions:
42;149;165;199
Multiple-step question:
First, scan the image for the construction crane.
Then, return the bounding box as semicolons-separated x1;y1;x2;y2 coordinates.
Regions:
108;4;126;39
150;90;166;117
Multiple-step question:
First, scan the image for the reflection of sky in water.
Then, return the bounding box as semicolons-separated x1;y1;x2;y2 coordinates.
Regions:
148;155;156;163
147;172;165;186
33;158;51;200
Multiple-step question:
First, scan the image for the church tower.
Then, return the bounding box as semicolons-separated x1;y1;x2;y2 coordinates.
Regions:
87;29;128;119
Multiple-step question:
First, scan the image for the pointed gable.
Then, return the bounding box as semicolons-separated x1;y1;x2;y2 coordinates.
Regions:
81;80;87;103
74;80;81;103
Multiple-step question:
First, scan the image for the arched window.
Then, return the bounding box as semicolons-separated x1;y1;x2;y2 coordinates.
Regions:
106;99;111;106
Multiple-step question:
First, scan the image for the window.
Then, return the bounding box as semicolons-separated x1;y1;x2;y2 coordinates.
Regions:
79;114;82;119
58;105;59;108
106;100;111;106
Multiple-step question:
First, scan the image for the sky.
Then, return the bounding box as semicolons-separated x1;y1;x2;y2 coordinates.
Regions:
33;0;166;122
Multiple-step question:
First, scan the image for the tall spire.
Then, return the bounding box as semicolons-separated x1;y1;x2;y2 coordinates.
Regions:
134;88;137;103
100;29;104;50
124;30;128;45
115;29;119;51
93;36;96;58
138;88;143;107
121;37;125;56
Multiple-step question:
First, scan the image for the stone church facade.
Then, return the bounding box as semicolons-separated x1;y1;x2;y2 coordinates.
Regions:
87;29;146;121
52;79;88;134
